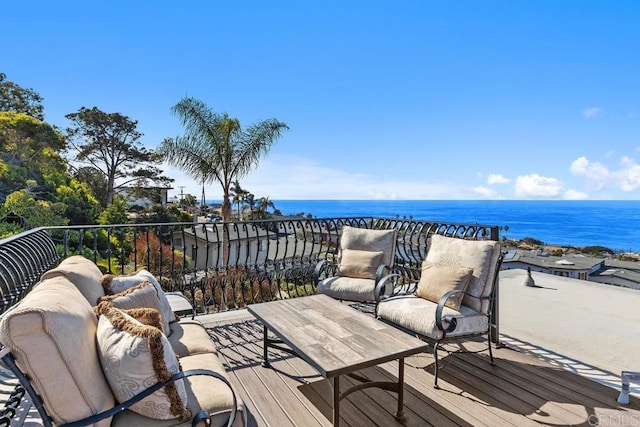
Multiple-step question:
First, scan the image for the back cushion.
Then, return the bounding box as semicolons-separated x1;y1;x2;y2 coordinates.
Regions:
340;226;397;268
425;234;501;313
40;255;105;305
0;275;115;426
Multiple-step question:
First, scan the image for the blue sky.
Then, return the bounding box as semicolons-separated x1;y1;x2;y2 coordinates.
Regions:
4;1;640;201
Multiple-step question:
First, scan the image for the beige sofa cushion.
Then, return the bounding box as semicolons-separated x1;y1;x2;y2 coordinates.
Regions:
98;281;170;335
340;226;397;268
168;320;218;358
425;235;501;313
96;305;189;421
40;255;105;305
336;249;383;279
415;261;473;310
0;275;114;426
103;269;177;326
111;352;247;427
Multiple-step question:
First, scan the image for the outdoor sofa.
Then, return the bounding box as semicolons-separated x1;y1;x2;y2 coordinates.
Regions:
0;255;246;427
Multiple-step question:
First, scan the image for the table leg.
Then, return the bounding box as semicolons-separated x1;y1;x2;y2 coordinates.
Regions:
396;357;407;422
262;325;271;368
333;376;340;426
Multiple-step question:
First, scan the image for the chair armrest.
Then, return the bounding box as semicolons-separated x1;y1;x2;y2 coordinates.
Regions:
374;263;391;284
59;369;238;427
313;259;338;285
374;273;400;301
435;290;467;333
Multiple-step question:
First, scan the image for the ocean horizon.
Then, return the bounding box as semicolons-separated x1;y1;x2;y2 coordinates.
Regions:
209;199;640;253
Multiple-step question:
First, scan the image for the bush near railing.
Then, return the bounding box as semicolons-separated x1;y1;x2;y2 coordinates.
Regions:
0;217;499;315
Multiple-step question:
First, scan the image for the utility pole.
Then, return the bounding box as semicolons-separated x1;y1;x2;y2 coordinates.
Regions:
178;186;185;208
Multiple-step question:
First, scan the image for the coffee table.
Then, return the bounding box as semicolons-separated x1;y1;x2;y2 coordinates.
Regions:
247;294;430;426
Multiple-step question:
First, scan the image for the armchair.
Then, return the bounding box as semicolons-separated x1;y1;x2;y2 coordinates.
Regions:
314;226;397;303
375;234;503;387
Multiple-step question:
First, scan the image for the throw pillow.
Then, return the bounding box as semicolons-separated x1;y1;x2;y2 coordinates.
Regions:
102;269;177;325
96;305;189;421
336;249;384;279
94;301;163;330
97;282;170;336
415;261;474;310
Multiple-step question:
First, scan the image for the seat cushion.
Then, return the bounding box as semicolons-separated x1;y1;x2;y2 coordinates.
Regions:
425;235;500;313
0;275;114;426
336;249;384;279
340;226;397;268
317;276;376;302
377;294;488;340
111;352;247;427
40;255;105;305
102;269;177;327
168;319;218;358
96;305;189;421
98;281;171;335
415;261;473;310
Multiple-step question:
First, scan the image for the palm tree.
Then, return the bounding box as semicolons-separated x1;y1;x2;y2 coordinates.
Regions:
231;180;247;220
157;97;288;222
254;196;275;219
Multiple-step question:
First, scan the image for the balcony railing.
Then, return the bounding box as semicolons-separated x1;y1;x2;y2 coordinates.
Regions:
0;217;499;316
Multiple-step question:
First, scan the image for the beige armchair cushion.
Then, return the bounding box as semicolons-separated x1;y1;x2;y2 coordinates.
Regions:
336;249;383;279
377;295;488;340
340;226;397;267
0;276;114;426
96;305;189;421
98;281;171;335
425;235;501;313
40;255;105;305
102;269;177;326
415;261;473;310
317;276;377;302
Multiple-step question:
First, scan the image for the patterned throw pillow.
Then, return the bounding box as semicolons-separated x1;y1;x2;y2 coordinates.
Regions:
336;249;384;279
102;269;177;325
415;261;474;310
96;305;189;421
94;301;163;330
97;281;171;336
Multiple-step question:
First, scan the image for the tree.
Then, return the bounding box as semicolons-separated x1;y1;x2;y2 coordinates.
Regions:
65;106;173;207
231;180;248;220
157;97;288;222
0;73;44;120
254;196;276;219
56;179;100;225
0;111;67;203
3;186;68;227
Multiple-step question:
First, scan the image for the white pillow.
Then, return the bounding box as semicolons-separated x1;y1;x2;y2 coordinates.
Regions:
102;269;177;326
96;305;189;421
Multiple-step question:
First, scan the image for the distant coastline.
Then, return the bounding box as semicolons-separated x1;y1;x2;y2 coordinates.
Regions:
206;199;640;253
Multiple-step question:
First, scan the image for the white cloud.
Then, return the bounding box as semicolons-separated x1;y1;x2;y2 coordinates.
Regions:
564;189;589;200
618;156;640;192
570;156;609;190
472;186;498;198
514;174;563;198
487;174;511;185
582;107;604;119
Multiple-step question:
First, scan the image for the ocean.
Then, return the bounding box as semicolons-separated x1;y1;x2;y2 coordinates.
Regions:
263;200;640;253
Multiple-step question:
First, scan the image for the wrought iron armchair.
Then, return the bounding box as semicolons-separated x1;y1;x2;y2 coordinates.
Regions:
375;234;503;388
314;225;398;303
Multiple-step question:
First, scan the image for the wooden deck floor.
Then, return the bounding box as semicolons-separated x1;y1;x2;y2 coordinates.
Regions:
202;312;640;427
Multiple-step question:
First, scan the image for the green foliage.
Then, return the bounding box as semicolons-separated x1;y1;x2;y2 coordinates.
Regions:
0;221;24;238
0;112;67;203
551;249;564;257
0;73;44;120
98;196;129;225
56;179;100;225
521;237;543;246
582;245;614;256
4;189;68;227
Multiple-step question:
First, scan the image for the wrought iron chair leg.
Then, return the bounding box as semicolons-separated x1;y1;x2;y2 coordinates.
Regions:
433;342;440;389
487;334;495;365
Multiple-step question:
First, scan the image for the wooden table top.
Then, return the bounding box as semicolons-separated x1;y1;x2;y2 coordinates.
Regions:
248;294;430;378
